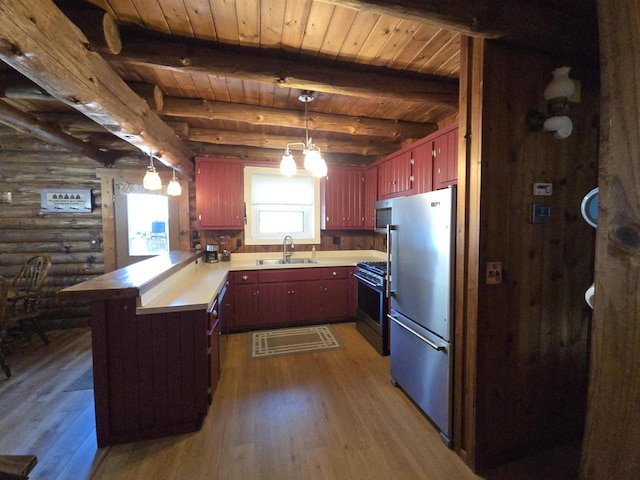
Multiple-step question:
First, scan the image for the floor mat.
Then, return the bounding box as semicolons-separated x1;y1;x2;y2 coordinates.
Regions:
250;325;343;359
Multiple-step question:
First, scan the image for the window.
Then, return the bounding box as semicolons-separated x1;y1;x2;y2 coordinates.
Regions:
126;193;170;256
244;166;320;245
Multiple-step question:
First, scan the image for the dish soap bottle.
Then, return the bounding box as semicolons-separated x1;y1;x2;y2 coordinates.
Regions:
312;246;316;259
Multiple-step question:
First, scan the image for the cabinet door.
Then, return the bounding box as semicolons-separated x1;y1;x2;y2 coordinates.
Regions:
233;284;260;328
324;165;363;229
362;167;377;229
378;151;413;198
289;281;324;324
433;128;458;190
322;277;350;320
347;266;357;318
259;283;290;326
412;141;434;194
195;158;244;229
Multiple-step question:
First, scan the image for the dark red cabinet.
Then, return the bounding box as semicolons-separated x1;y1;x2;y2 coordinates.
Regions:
195;157;244;230
377;150;413;198
324;165;364;229
362;167;377;229
228;267;354;330
432;126;459;190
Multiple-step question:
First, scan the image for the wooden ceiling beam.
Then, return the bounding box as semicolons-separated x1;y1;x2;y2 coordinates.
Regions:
0;100;118;165
187;129;399;156
111;27;459;106
191;143;375;166
317;0;598;65
160;97;436;140
0;0;194;179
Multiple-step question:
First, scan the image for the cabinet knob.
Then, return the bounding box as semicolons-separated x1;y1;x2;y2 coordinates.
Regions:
332;271;337;276
252;292;257;296
291;290;295;295
242;275;248;281
324;287;328;292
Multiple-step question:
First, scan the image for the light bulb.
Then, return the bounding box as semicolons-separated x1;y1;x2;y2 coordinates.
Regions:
143;166;162;190
167;168;182;196
167;179;182;196
280;152;296;176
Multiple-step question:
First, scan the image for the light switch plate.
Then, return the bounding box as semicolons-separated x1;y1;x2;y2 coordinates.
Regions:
0;192;12;204
533;183;553;196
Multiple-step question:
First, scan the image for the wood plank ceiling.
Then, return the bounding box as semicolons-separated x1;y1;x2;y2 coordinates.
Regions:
0;0;597;176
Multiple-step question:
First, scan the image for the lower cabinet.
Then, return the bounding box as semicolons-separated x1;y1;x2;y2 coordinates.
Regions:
229;267;354;330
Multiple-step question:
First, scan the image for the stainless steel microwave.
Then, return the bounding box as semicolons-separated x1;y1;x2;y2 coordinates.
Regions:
374;198;394;233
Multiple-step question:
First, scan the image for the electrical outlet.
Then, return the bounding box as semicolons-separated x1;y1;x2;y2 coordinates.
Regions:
533;183;553;196
0;192;12;204
486;262;502;285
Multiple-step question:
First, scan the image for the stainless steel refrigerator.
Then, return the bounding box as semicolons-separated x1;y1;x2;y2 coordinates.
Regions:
389;186;455;445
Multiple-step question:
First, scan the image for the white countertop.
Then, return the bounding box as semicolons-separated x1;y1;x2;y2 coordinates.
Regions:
136;249;386;315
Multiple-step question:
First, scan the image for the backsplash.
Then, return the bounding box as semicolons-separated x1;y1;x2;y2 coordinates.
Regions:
197;230;387;254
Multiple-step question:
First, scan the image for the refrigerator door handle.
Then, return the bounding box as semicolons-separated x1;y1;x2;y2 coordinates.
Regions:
387;224;396;297
388;314;445;352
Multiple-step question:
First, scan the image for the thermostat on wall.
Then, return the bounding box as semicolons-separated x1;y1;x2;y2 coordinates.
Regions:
530;203;551;223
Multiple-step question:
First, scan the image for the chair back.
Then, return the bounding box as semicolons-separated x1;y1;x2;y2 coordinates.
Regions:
12;255;51;294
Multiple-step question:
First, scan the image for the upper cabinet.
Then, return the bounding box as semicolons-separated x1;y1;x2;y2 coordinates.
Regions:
377;150;413;199
195;157;244;230
374;123;458;200
324;165;364;230
432;126;459;190
362;166;378;229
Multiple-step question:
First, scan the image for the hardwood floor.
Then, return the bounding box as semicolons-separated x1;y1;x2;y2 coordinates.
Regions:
0;324;579;480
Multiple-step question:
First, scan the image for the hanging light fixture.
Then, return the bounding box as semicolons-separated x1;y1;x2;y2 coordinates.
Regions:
143;154;162;190
280;91;328;177
167;167;182;196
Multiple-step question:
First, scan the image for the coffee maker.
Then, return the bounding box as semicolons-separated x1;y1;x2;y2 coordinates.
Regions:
205;244;219;263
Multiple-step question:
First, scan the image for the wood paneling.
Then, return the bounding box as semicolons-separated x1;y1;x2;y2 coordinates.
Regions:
469;41;599;470
582;2;640;478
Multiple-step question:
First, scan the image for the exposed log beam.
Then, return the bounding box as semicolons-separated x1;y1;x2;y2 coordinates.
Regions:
160;97;436;140
317;0;598;65
0;100;118;164
111;27;459;106
187;129;399;156
190;143;375;166
54;0;122;55
0;0;194;178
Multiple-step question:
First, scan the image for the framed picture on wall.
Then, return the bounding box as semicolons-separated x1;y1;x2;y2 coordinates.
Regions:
40;189;92;213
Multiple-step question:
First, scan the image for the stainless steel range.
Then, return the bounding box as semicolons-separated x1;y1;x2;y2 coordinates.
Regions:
353;261;389;355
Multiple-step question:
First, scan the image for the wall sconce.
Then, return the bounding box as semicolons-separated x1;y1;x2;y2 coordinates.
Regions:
526;66;576;139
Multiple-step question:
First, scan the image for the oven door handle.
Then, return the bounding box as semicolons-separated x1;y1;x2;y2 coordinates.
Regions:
388;314;445;351
352;273;382;290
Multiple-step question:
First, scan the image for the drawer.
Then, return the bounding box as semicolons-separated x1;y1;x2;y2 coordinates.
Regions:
321;267;348;280
259;268;323;283
231;271;258;284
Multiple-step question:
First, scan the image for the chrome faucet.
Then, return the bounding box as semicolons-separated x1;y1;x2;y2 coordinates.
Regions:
283;235;294;263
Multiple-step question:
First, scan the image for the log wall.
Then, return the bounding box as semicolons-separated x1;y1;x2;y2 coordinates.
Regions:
0;134;146;329
471;41;600;469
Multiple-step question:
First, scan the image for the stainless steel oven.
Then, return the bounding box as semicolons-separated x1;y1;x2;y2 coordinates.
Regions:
353;261;389;355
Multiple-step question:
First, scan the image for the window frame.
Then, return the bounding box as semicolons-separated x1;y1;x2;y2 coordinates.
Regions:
243;166;321;246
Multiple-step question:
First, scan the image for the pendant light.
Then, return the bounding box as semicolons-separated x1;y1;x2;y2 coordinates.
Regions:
167;167;182;196
143;154;162;191
280;91;328;177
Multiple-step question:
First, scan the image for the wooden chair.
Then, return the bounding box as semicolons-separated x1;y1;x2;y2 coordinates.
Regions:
5;255;51;346
0;278;11;379
0;454;37;479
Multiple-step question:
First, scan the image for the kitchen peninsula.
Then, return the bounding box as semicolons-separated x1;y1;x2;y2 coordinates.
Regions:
59;249;384;447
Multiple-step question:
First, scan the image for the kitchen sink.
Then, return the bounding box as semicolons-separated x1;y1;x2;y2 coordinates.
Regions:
256;258;318;266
